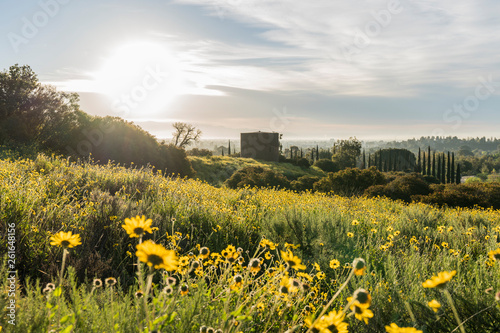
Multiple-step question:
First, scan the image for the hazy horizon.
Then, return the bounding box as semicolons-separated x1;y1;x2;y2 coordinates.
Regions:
2;0;499;140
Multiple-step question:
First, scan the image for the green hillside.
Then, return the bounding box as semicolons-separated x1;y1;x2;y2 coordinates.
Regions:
188;155;326;186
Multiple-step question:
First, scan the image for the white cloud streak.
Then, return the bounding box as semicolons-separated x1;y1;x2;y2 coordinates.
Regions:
173;0;500;96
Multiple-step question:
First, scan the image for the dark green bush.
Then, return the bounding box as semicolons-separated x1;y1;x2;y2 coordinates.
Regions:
314;167;386;196
364;173;431;202
224;166;290;189
422;175;440;184
314;158;340;173
290;175;321;192
296;157;310;168
418;183;500;209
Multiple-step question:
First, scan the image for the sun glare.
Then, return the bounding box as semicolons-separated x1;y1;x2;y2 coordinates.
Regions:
94;41;186;118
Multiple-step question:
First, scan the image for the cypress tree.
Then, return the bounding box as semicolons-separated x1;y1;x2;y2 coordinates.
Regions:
447;151;451;183
378;149;382;171
417;148;421;173
441;153;446;183
432;151;436;178
427;146;431;175
228;140;231;155
422;153;426;175
456;163;461;184
437;154;442;183
300;148;303;158
316;145;319;161
368;153;371;168
362;149;366;169
451;152;455;183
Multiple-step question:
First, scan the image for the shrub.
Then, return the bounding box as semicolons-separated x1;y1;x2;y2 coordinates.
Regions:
314;167;386;196
159;144;196;178
365;173;431;202
296;157;310;168
422;175;440;184
224;166;290;189
290;175;321;192
419;183;500;209
314;158;340;173
465;176;482;184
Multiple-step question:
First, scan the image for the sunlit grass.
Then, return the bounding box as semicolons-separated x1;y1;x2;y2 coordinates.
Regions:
1;153;500;332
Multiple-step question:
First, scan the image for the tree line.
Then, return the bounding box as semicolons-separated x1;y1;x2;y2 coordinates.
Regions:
0;64;194;177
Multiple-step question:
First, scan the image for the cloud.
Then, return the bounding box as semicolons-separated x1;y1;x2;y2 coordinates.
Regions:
173;0;500;96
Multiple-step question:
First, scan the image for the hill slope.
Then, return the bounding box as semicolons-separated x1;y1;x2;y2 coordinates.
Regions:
188;155;326;186
2;154;500;331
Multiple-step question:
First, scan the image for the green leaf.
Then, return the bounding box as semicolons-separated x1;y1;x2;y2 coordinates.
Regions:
46;302;53;309
60;325;73;333
53;287;62;297
168;312;177;324
60;314;71;324
153;314;169;325
230;305;244;317
114;323;120;331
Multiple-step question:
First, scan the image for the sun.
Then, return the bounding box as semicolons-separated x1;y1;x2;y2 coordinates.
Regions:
93;41;186;118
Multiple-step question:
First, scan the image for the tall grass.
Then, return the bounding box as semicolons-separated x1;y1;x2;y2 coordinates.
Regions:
1;154;500;332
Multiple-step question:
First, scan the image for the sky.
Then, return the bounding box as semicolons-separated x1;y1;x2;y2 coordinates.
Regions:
1;0;500;140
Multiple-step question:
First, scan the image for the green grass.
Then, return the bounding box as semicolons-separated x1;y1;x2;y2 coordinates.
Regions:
188;156;325;186
1;154;500;332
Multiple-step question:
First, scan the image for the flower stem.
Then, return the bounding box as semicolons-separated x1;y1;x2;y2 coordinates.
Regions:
444;289;465;333
56;248;68;330
305;269;355;333
143;271;153;331
58;249;68;287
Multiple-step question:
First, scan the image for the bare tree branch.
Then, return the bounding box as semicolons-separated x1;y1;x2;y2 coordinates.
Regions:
172;122;201;149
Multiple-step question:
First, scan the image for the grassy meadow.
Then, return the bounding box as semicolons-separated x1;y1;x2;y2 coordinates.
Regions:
1;154;500;332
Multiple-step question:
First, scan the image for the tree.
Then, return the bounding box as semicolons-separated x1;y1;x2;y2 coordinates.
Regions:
332;137;362;169
362;149;366;169
0;64;80;146
456;163;461;184
437;154;442;184
171;122;201;149
427;146;431;175
447;151;451;183
458;145;474;156
432;151;436;177
422;153;426;175
451;152;455;183
441;153;446;183
417;147;421;173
